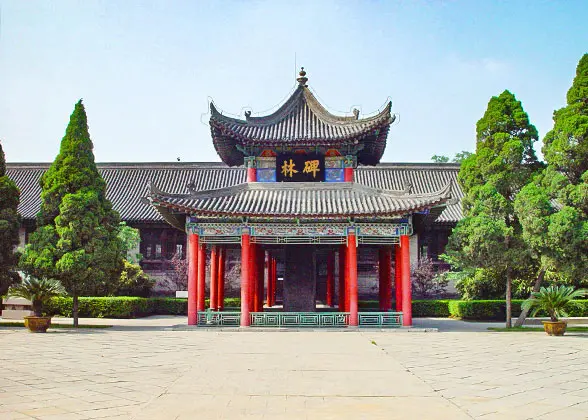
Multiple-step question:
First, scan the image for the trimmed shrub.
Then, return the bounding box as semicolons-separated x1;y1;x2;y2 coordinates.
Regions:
447;300;523;320
45;296;156;318
152;297;187;315
413;300;451;317
44;296;243;318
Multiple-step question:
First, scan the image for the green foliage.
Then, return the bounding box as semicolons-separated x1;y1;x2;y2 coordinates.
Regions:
19;101;125;312
452;151;473;163
448;300;523;320
543;54;588;185
431;155;450;163
412;300;451;317
37;100;109;226
116;260;154;297
515;54;588;285
45;296;157;318
118;222;142;264
8;276;66;316
0;142;21;295
521;285;588;322
445;90;542;308
455;268;503;300
431;151;472;164
43;297;243;318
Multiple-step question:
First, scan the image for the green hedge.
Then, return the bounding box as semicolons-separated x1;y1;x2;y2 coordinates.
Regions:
413;300;451;317
360;299;588;320
448;300;523;320
45;297;160;318
44;297;245;318
43;297;588;320
359;300;451;317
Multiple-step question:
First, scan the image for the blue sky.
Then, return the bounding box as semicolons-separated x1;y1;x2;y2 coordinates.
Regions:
1;1;586;163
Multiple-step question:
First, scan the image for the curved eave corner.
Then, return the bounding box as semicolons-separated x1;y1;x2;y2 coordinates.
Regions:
146;181;187;231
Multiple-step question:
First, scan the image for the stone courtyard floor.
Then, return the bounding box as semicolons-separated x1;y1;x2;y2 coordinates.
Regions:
1;317;587;419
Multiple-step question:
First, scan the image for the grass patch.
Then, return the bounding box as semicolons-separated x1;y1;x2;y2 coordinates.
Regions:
0;322;112;329
488;326;588;332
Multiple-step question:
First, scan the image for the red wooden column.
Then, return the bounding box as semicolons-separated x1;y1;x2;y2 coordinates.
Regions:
347;230;358;326
246;157;257;182
400;235;412;326
210;245;218;311
257;247;265;312
344;156;354;182
395;244;402;312
266;251;272;308
378;248;385;310
197;242;207;312
187;233;199;325
344;167;354;182
250;243;258;312
326;251;335;307
338;245;346;311
217;247;225;311
271;257;277;306
240;229;252;326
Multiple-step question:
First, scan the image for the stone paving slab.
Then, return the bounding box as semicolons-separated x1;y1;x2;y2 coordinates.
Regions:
1;320;587;419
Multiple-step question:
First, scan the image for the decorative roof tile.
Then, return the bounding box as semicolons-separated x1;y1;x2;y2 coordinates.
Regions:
210;85;394;166
6;162;462;224
148;181;452;219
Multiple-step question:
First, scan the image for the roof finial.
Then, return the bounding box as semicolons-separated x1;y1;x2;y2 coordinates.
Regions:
296;67;308;86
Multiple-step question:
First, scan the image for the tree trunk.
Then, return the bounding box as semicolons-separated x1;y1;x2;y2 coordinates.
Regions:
505;267;512;329
33;301;42;317
514;268;545;327
73;293;79;328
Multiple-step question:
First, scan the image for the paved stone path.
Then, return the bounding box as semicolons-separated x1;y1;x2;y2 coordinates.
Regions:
0;322;587;419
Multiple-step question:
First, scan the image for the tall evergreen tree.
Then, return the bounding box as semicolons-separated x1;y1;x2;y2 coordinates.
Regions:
0;142;21;295
20;100;124;326
444;90;541;327
514;54;588;312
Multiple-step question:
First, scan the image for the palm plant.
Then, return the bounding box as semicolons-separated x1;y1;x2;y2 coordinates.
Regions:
8;276;66;316
521;285;588;322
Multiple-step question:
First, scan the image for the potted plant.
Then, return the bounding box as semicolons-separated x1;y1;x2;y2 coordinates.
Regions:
521;285;587;336
8;276;66;333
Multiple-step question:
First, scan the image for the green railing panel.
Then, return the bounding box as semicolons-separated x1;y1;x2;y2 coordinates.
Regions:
197;311;241;326
250;312;350;327
358;312;402;328
196;311;403;328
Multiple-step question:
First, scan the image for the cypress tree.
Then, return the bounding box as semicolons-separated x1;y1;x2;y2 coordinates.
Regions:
445;90;542;327
515;54;588;296
0;142;21;295
20;100;124;326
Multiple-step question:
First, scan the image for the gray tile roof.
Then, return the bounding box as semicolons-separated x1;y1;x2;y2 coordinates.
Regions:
148;181;453;219
6;162;462;224
210;86;394;166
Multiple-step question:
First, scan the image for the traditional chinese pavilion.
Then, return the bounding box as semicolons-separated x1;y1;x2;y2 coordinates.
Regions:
147;68;453;328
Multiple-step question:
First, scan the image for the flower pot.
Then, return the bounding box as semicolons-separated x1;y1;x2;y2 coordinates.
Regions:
23;316;52;333
542;320;567;336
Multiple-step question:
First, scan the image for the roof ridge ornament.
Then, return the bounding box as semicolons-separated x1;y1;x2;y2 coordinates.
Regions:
296;67;308;86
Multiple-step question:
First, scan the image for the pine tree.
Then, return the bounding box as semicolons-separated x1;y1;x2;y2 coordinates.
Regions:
0;142;21;295
515;54;588;300
445;90;542;327
20;100;124;326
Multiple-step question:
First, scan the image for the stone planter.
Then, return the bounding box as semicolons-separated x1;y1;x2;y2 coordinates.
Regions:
23;316;52;333
542;320;567;336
